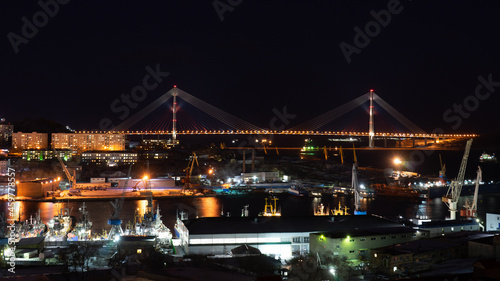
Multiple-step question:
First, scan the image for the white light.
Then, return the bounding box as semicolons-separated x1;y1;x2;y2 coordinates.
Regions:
329;267;336;275
393;266;397;272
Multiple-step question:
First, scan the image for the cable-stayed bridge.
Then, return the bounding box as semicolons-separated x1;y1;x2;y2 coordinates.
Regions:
84;87;475;147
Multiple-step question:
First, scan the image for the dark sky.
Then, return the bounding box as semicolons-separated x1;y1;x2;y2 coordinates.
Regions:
1;1;500;134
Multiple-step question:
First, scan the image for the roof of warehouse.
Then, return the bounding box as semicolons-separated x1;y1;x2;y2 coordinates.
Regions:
313;226;417;239
183;215;405;235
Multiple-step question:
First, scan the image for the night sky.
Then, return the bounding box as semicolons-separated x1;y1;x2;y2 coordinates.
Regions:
2;1;500;134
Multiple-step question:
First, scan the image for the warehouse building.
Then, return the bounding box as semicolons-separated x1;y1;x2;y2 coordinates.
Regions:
176;215;409;261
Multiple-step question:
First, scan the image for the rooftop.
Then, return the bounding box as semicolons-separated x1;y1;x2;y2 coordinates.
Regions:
373;232;494;255
418;219;478;228
313;226;417;239
183;215;405;235
16;236;45;246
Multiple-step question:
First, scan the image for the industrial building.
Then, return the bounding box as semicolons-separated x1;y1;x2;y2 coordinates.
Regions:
81;151;137;166
16;178;61;197
241;171;282;183
22;149;72;161
309;226;425;261
370;231;496;276
52;132;126;154
415;219;480;237
0;118;13;143
176;215;410;261
12;132;49;150
0;159;11;176
108;177;175;189
486;213;500;232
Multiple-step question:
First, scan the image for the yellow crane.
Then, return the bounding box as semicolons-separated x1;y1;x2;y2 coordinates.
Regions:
53;148;76;189
182;152;198;195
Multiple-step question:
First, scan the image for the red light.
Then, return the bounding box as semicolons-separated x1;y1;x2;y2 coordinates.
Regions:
173;85;177;88
370;89;374;92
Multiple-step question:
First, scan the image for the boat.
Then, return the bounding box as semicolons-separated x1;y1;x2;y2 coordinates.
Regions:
288;184;311;196
288;186;304;196
258;196;281;216
309;191;322;197
480;152;497;163
373;183;422;198
13;209;46;241
46;206;73;241
67;202;92;241
299;138;323;160
124;197;172;241
359;188;376;198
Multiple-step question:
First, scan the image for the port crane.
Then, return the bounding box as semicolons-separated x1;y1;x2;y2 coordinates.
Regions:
461;166;481;219
442;139;473;220
53;148;77;189
182;152;198;195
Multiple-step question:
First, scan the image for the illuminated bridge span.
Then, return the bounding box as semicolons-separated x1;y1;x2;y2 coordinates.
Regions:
94;86;476;144
78;130;476;139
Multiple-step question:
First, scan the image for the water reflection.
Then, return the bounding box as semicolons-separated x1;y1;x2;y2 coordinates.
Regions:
1;193;499;235
192;196;221;218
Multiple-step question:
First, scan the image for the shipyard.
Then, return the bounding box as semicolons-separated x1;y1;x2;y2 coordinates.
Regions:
3;1;500;281
1;113;500;280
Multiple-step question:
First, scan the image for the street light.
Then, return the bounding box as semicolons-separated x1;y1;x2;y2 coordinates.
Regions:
393;158;402;165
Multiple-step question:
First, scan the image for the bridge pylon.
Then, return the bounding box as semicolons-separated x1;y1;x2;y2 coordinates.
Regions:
172;85;178;142
369;89;375;148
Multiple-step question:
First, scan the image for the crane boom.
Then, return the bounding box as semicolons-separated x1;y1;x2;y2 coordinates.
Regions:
183;152;198;193
352;163;360;212
53;149;76;188
442;138;473;220
462;166;481;218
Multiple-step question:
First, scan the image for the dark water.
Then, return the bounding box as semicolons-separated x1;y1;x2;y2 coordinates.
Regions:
2;192;500;235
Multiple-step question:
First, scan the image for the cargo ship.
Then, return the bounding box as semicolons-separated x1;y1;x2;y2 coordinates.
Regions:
373;183;422;198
